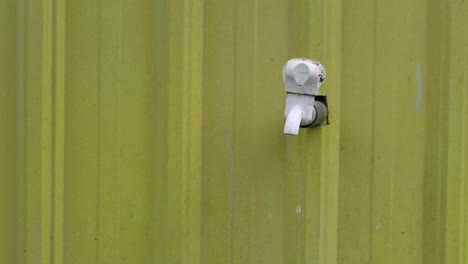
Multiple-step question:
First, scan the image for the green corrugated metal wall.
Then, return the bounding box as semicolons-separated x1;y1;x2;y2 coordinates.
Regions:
0;0;466;263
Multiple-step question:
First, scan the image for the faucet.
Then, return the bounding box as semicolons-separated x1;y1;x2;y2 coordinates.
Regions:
282;58;327;135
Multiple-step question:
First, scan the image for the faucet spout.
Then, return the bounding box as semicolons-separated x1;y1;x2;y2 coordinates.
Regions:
284;107;303;135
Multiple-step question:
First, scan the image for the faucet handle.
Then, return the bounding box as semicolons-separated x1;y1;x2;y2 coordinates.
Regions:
282;58;326;96
282;58;327;135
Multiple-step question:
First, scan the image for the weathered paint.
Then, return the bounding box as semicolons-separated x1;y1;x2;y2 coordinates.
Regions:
0;0;466;264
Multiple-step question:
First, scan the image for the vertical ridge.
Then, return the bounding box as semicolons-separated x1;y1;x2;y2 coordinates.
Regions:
167;0;203;262
153;0;169;262
182;0;203;262
445;0;467;263
96;0;122;261
319;0;341;263
1;0;19;263
201;0;236;262
338;0;381;262
424;0;448;262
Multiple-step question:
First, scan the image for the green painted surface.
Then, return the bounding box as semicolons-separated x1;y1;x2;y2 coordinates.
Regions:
339;0;468;263
0;0;466;263
0;1;18;263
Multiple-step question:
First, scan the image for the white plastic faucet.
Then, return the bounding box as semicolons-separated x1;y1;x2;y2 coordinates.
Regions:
283;58;326;135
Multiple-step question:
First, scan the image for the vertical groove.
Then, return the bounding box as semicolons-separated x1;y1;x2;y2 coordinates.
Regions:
95;0;101;260
249;0;258;262
41;0;54;263
439;0;451;259
424;0;447;262
230;0;238;261
369;0;378;261
51;0;65;263
94;0;100;264
190;0;203;262
116;0;122;260
251;0;258;261
181;1;191;261
16;0;27;262
464;3;468;263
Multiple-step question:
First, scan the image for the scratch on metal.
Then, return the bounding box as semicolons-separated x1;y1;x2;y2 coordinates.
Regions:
416;64;423;111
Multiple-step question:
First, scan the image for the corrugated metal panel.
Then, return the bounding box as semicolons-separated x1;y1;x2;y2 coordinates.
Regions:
0;0;466;264
1;1;18;262
202;0;341;263
339;0;467;264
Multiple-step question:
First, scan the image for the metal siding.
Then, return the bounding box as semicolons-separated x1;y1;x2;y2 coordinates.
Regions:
0;0;466;264
339;0;468;264
202;0;341;263
0;1;18;263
